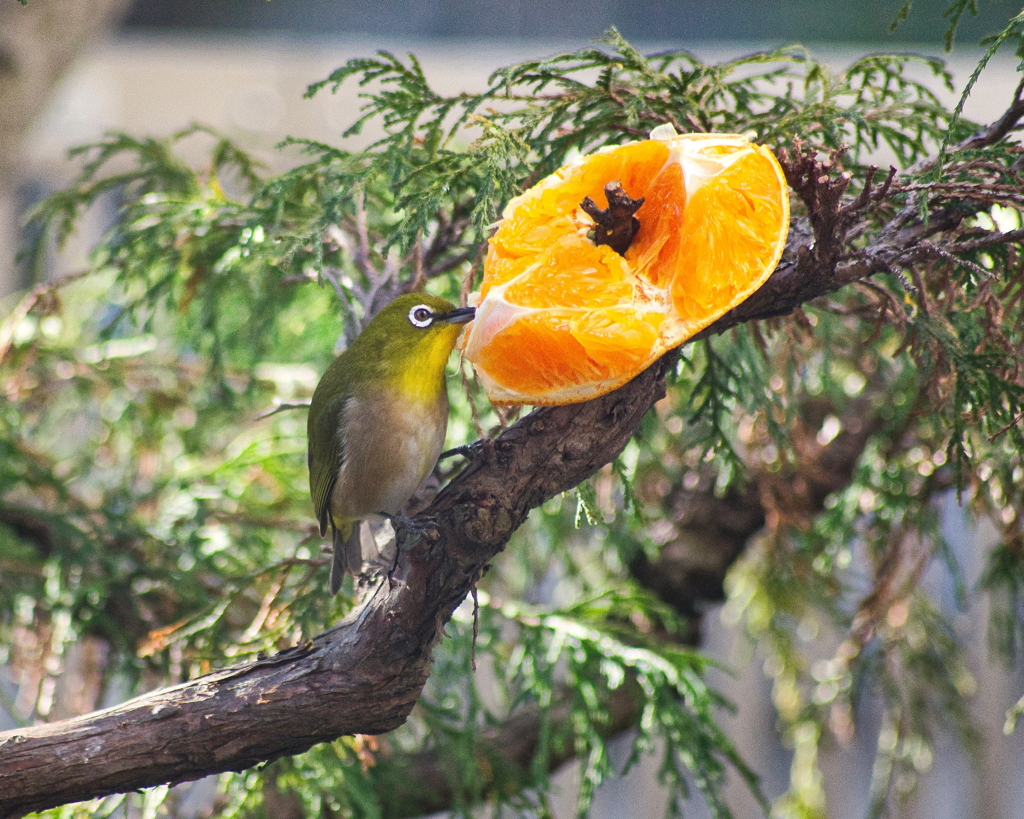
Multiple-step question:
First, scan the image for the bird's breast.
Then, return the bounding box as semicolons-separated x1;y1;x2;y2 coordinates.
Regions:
329;389;448;520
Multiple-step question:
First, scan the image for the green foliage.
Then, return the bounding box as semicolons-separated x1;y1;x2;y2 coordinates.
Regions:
979;541;1024;661
4;19;1024;819
297;28;961;262
205;589;752;819
498;592;759;819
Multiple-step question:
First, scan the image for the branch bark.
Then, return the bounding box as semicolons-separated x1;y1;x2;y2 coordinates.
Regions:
1;91;1022;815
0;350;672;818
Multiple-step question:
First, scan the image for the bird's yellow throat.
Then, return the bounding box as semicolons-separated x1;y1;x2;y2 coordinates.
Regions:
392;322;465;403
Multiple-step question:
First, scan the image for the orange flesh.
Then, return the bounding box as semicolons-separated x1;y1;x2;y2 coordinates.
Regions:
626;161;685;289
463;133;790;405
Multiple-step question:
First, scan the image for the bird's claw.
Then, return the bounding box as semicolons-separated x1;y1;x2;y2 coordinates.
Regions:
375;512;439;590
378;511;437;542
439;439;487;461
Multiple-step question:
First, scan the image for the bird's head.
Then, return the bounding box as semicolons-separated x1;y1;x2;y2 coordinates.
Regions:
350;293;475;393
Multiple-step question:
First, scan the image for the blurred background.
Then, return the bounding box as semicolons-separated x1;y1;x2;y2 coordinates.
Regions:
1;1;1022;817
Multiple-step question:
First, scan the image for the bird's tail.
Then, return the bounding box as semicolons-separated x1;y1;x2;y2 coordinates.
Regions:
329;519;363;595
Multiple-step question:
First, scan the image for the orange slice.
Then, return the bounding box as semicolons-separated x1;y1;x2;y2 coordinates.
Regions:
461;127;790;405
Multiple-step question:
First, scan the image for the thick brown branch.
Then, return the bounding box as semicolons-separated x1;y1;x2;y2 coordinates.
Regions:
0;354;673;819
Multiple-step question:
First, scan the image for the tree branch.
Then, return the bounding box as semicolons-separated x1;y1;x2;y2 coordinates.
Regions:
0;348;671;818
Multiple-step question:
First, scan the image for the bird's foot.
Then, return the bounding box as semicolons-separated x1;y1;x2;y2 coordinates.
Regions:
440;438;498;464
378;511;439;543
439;439;486;461
363;543;398;578
376;512;439;590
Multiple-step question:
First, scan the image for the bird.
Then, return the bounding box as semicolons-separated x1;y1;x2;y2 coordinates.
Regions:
307;292;475;594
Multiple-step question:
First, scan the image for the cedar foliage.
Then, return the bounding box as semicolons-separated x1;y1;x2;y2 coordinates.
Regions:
2;5;1024;818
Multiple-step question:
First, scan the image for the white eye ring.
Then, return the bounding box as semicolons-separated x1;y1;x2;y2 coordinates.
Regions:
408;304;434;328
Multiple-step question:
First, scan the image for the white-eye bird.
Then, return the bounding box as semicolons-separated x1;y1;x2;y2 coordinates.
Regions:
307;292;475;594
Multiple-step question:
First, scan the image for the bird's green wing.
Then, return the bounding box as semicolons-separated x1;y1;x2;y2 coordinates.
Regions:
307;392;347;536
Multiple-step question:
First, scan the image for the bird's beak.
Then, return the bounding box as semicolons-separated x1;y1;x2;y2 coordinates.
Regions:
438;306;476;325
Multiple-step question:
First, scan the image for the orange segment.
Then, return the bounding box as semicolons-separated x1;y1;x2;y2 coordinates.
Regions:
503;237;633;309
462;129;790;406
671;149;788;325
626;160;686;289
472;306;663;399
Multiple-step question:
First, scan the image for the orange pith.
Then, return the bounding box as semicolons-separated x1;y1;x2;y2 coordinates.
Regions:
462;130;790;406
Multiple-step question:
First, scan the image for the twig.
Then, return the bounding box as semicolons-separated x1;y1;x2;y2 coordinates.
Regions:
0;270;91;363
961;75;1024;151
989;409;1024;441
255;401;311;421
953;226;1024;253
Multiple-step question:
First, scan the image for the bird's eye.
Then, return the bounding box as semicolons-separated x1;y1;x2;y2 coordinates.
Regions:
408;305;434;328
